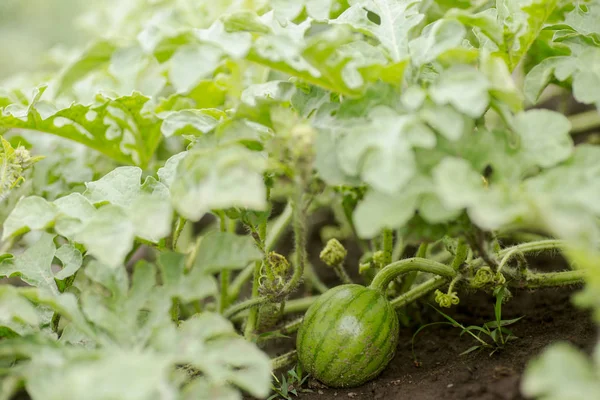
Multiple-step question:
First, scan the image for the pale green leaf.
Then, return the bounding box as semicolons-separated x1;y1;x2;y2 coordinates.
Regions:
497;0;559;70
181;379;241;400
170;146;267;221
241;81;296;107
174;314;272;399
194;20;252;59
0;233;58;294
25;350;175;400
2;196;57;240
160;109;222;138
353;176;431;238
157;252;218;303
420;104;470;141
169;44;223;93
19;289;98;340
523;56;575;104
74;205;135;268
84;167;145;207
54;244;83;281
332;0;424;62
514;109;573;169
55;40;118;96
521;342;600;400
432;157;485;210
409;19;466;66
430;65;490;118
193;232;262;273
336;107;417;194
354;188;419;239
158;151;188;188
0;286;40;336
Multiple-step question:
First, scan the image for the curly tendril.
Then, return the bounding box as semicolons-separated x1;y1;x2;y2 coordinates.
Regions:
434;289;460;308
471;266;506;289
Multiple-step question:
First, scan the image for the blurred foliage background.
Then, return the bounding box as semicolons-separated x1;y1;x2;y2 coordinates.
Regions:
0;0;87;79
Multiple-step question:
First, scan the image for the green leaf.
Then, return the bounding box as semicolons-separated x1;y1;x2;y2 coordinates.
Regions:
271;0;334;20
0;233;58;294
54;244;83;281
513;109;573;169
169;44;223;93
334;106;418;194
4;168;172;267
409;19;466;66
193;232;263;273
157;252;218;303
55;40;118;96
432;157;486;211
160;109;223;138
181;379;241;400
0;92;162;168
0;286;40;336
497;0;559;70
332;0;424;62
173;313;272;399
169;146;267;221
24;349;175;400
353;176;430;238
430;65;490;118
523;56;575;104
74;205;135;268
83;167;173;245
2;196;58;240
420;104;471;141
194;20;252;59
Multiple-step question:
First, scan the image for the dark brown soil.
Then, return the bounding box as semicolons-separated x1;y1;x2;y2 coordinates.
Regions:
293;286;595;400
264;228;597;400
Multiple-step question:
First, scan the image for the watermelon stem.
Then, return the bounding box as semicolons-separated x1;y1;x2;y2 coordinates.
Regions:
271;350;298;371
369;258;457;293
390;276;448;309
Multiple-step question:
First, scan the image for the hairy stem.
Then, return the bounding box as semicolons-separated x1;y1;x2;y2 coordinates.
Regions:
520;269;586;288
471;239;568;269
391;233;405;261
369;257;457;293
224;295;270;319
382;229;393;267
399;243;429;294
228;202;293;302
258;317;304;343
243;188;271;338
390;276;448;309
333;263;353;284
271;350;298;370
305;262;329;294
569;109;600;135
451;239;469;270
277;178;307;298
219;213;231;314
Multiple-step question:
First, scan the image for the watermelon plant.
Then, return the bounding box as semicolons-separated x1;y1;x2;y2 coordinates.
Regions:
0;0;600;398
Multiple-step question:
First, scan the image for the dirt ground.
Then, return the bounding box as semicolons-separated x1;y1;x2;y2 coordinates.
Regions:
291;285;595;400
263;227;597;400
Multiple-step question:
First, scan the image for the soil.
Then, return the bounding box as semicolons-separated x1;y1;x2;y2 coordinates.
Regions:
262;219;598;400
291;286;596;400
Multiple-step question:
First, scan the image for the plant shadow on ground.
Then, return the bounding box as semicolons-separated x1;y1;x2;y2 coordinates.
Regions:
256;239;596;400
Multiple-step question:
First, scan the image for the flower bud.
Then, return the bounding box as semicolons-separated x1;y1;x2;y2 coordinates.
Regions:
259;252;291;297
320;238;347;267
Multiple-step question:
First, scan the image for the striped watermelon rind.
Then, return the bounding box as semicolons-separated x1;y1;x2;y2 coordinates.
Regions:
296;284;399;388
